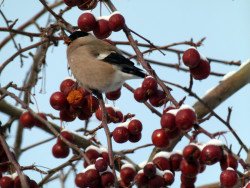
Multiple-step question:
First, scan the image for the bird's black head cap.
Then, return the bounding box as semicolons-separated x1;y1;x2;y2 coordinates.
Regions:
65;31;89;45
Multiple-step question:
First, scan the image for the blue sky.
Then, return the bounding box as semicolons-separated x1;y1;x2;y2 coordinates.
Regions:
0;0;250;187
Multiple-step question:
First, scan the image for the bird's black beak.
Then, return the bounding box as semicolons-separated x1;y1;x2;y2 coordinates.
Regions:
64;38;71;46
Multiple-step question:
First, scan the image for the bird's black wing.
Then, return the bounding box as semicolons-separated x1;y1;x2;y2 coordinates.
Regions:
101;52;145;78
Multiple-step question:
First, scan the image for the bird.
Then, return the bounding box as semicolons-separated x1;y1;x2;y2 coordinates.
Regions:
65;31;145;94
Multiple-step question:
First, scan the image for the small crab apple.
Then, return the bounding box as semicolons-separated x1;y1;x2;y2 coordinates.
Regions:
148;175;165;188
160;112;177;131
34;113;47;128
181;174;197;187
220;153;238;170
108;11;125;32
113;107;123;123
77;87;90;97
152;129;169;148
75;172;87;188
142;76;158;97
105;87;121;100
200;144;223;165
29;180;38;188
165;127;181;140
183;144;201;163
95;158;108;172
93;17;112;39
101;172;115;187
14;175;31;188
52;143;70;158
163;170;175;186
57;130;73;145
0;155;10;172
175;106;197;131
78;12;97;32
134;171;149;186
128;119;142;135
67;90;85;108
149;89;167;107
134;87;148;103
129;132;142;143
120;165;136;184
85;146;101;162
113;126;129;143
63;0;79;7
220;168;238;188
77;0;98;10
95;105;116;123
182;47;201;68
77;110;92;120
143;163;156;178
59;109;76;122
50;91;68;110
0;176;13;188
84;168;100;187
153;156;170;170
180;159;200;178
19;111;35;128
82;95;99;114
60;78;76;93
190;57;210;80
169;151;183;171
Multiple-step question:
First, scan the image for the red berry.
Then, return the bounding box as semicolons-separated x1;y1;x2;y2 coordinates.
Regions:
182;48;201;68
78;12;96;32
50;91;68;110
175;107;196;131
165;127;181;139
95;106;116;123
220;153;238;170
143;163;156;178
77;87;90;97
59;109;76;122
200;144;222;165
113;127;129;143
180;159;200;178
220;168;238;188
57;131;73;145
134;87;148;103
0;155;10;172
93;18;112;39
29;180;38;188
113;108;123;123
108;12;125;32
183;144;201;163
190;58;210;80
163;171;174;186
153;157;170;170
134;173;149;186
0;176;13;188
77;0;97;10
14;175;30;188
95;158;108;172
63;0;79;7
82;95;99;114
149;89;167;107
161;112;176;131
142;77;158;97
75;172;87;188
85;147;101;162
129;132;142;143
34;113;47;128
60;78;75;93
169;152;183;171
181;174;197;187
19;112;35;128
100;172;115;187
120;167;136;184
148;175;165;188
151;129;169;148
52;143;70;158
128;119;142;135
84;169;100;187
105;88;121;101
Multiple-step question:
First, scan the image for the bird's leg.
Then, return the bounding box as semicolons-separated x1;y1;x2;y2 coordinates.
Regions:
96;92;118;187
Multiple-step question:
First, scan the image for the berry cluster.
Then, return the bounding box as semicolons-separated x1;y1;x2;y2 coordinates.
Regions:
112;118;143;143
75;145;113;187
78;11;125;39
182;47;211;80
134;76;167;107
19;111;47;129
50;78;99;122
52;130;74;158
95;104;123;123
0;173;38;188
152;105;197;148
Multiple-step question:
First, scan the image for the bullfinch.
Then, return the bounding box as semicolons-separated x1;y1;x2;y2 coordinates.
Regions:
65;31;145;94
